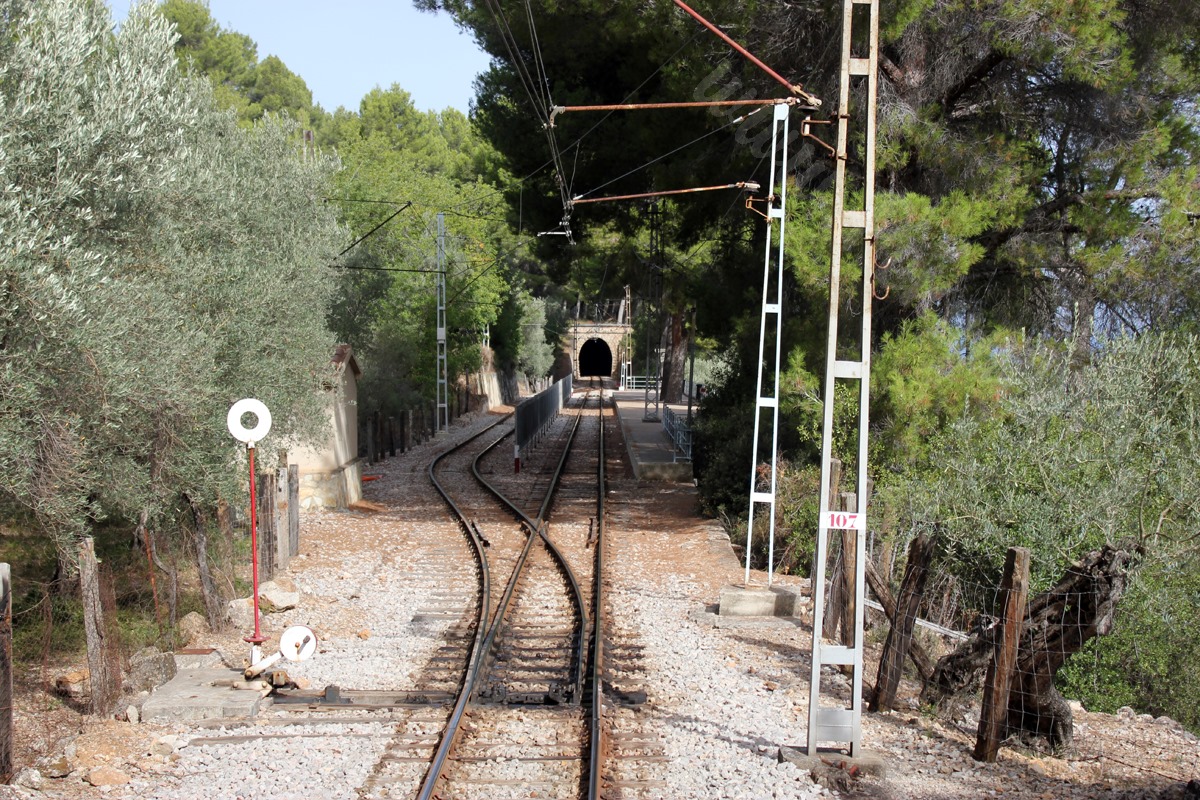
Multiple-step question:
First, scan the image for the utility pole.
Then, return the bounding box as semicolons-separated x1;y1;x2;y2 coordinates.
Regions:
436;212;449;433
807;0;881;758
643;202;664;422
742;102;791;588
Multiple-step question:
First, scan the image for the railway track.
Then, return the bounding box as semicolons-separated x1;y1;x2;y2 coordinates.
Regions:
412;384;608;800
163;385;615;799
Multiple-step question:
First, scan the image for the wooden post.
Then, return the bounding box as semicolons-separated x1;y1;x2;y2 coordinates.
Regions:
257;471;277;581
79;538;117;715
820;463;845;641
822;492;858;643
388;417;397;457
870;533;934;711
864;558;936;681
287;464;299;559
273;466;290;572
974;546;1031;762
0;564;11;783
822;541;845;640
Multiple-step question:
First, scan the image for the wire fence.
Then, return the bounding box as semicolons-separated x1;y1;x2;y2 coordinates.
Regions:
819;522;1141;760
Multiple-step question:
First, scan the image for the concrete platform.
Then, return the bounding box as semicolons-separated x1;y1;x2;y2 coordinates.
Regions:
718;584;805;617
778;745;888;777
140;656;265;723
610;390;693;482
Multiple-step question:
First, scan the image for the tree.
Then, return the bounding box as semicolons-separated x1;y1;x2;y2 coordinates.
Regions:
885;333;1200;735
425;0;1200;362
0;0;344;636
248;54;313;120
159;0;315;126
493;290;554;380
324;87;515;420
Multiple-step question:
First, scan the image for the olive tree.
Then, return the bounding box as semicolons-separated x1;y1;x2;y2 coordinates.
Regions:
884;333;1200;734
0;0;344;641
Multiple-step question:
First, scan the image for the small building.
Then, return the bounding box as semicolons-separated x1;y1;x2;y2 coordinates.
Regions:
289;344;363;510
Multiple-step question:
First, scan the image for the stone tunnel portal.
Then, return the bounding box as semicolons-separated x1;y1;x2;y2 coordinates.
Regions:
578;337;614;378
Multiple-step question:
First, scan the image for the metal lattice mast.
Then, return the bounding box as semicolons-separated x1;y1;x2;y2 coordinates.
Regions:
436;212;449;433
643;203;664;422
743;102;791;587
808;0;879;757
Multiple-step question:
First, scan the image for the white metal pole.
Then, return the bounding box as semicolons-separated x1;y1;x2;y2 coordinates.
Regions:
436;212;448;433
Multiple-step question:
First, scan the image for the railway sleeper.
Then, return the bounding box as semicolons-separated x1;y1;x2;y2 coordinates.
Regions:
476;684;573;705
273;685;455;708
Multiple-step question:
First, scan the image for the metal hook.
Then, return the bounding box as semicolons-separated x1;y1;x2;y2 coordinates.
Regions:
801;116;837;159
744;196;770;222
871;260;891;300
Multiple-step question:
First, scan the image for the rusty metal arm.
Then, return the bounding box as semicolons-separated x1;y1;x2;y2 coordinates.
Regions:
672;0;821;107
570;181;759;207
549;97;815;125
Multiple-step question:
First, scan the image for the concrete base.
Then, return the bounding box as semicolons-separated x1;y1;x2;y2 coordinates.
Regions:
173;648;224;671
718;584;803;617
140;667;263;723
633;460;694;481
778;745;888;777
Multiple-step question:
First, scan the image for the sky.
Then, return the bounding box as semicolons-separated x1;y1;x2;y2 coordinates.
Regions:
112;1;494;114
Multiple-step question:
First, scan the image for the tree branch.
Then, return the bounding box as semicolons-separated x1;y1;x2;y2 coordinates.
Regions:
939;50;1007;117
879;53;908;89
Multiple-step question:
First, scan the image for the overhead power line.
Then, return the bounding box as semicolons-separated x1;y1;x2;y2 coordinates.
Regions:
333;201;413;259
571;106;770;202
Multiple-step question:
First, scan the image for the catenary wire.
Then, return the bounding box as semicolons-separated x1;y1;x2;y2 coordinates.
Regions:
572;106;768;202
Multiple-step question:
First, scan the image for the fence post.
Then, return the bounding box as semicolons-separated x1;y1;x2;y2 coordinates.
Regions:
257;471;277;581
287;464;299;559
839;492;858;646
974;546;1031;762
0;564;11;783
864;558;936;682
273;465;290;572
366;415;377;464
820;463;845;640
871;532;934;711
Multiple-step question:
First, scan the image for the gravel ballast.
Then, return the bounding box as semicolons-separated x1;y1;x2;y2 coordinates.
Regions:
13;403;1199;800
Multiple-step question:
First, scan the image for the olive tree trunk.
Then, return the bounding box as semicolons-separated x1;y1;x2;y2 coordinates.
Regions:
921;542;1140;750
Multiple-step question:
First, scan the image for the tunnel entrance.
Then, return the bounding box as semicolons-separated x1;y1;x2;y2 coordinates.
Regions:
578;338;613;377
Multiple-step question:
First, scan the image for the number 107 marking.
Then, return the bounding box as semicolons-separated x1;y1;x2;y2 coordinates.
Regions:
822;511;865;531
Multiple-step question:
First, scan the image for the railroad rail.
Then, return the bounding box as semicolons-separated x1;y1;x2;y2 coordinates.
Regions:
417;384;608;799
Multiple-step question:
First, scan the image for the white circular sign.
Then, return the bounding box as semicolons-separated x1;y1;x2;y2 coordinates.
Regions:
226;398;272;444
279;625;318;662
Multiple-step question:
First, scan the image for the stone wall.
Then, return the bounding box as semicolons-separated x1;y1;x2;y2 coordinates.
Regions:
298;458;363;510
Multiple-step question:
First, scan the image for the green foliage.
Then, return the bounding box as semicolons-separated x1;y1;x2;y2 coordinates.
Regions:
159;0;313;125
871;315;1007;472
0;0;343;565
248;54;312;118
1059;554;1200;733
493;290;554;379
882;333;1200;729
324;85;515;418
888;334;1200;584
774;462;822;576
